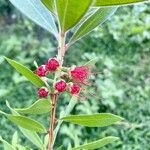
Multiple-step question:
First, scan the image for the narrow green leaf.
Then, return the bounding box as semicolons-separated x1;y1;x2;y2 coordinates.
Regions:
20;128;45;149
5;57;46;87
72;136;119;150
44;134;49;148
6;101;44;149
0;136;15;150
56;0;92;31
84;58;98;67
42;0;55;12
70;7;117;44
15;99;51;114
61;113;123;127
11;131;18;148
0;110;6;115
6;115;46;133
9;0;58;38
94;0;149;6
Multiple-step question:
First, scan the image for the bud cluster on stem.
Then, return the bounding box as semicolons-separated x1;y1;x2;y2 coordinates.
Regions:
34;32;90;150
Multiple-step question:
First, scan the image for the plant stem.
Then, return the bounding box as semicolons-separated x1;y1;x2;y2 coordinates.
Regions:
48;32;66;150
57;32;66;66
52;96;78;147
48;94;57;150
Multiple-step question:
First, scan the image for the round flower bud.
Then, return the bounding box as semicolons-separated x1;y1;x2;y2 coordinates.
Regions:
55;80;67;92
70;66;89;83
38;87;48;98
70;83;80;95
46;58;59;72
35;65;47;77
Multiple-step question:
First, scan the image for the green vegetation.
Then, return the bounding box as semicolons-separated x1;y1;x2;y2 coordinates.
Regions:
0;1;150;149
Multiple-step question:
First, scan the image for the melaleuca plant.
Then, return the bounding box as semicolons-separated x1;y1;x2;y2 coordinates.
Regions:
0;0;149;150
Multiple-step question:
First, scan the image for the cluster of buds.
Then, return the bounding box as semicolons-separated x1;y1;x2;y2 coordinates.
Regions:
35;57;90;98
35;58;59;77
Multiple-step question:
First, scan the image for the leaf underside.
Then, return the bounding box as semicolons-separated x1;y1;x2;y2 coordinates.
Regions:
9;0;58;37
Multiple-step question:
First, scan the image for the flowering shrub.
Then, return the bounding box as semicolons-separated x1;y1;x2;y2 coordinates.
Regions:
0;0;149;150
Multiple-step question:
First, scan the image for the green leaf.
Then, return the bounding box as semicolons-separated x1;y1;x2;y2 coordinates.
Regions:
56;0;92;31
0;110;6;115
11;131;18;148
6;115;46;133
84;58;98;67
70;7;117;44
20;128;45;149
5;57;46;88
72;136;119;150
94;0;149;6
61;113;123;127
6;101;44;149
44;134;49;148
0;136;15;150
15;99;51;114
42;0;55;12
9;0;58;38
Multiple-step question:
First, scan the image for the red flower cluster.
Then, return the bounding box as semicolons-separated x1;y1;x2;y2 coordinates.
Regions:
70;66;89;84
68;66;89;95
34;58;90;98
35;57;60;98
35;58;60;77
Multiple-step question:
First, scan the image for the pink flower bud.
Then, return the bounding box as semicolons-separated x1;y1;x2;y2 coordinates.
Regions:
46;58;59;72
55;80;67;92
70;83;80;95
35;65;47;77
38;87;48;98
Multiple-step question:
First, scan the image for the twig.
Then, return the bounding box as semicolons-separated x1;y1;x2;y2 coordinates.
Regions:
48;94;57;150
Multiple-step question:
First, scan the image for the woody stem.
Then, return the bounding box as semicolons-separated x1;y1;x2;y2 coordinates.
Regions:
48;94;57;150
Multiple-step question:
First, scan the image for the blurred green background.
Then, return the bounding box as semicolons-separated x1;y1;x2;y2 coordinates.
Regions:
0;1;150;150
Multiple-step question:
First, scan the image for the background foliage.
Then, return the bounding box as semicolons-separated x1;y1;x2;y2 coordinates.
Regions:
0;1;150;150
